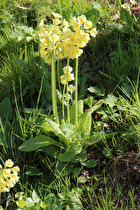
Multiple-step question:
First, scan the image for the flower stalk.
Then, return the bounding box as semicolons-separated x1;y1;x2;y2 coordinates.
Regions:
66;57;70;123
51;52;59;124
75;57;78;127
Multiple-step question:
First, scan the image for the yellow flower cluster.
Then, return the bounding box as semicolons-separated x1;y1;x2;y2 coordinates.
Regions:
39;13;97;63
0;159;20;193
60;66;75;85
38;0;53;19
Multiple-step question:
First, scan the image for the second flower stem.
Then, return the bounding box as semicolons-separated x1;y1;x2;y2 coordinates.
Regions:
51;53;59;124
75;57;78;127
66;57;70;123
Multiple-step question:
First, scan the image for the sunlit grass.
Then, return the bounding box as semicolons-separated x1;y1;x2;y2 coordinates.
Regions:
0;0;140;209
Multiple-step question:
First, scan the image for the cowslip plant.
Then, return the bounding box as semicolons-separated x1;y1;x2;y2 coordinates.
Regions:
38;12;98;125
19;12;103;171
0;158;20;206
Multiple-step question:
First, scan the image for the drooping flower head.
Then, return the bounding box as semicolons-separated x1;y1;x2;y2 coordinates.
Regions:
39;12;98;63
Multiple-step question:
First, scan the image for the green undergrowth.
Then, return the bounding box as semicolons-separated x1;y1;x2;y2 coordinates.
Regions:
0;0;140;209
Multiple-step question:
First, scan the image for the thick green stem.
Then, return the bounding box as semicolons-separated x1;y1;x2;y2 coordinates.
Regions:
62;84;66;121
75;57;78;127
51;53;59;124
66;57;70;123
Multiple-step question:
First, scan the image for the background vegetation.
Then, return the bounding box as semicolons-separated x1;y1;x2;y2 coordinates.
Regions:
0;0;140;209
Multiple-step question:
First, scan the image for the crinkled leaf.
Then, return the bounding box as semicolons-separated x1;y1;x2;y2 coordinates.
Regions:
70;100;83;125
104;95;117;107
58;142;82;162
59;123;76;138
42;119;69;146
19;135;61;151
78;111;91;135
40;145;59;158
120;8;133;25
69;194;83;210
78;100;103;135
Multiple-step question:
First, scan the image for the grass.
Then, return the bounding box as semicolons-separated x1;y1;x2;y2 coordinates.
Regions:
0;0;140;209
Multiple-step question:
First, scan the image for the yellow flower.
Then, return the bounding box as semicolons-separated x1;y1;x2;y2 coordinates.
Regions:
68;73;75;81
52;12;62;19
63;66;73;74
77;15;87;24
70;17;77;26
73;22;81;31
0;164;2;169
62;19;69;28
12;166;20;173
74;48;83;58
57;52;64;59
0;177;5;183
82;32;90;43
10;173;19;182
84;20;92;29
60;75;65;84
0;179;7;193
1;187;9;192
3;169;11;177
60;73;75;85
64;94;71;100
6;179;14;188
68;84;75;93
90;28;97;37
5;159;14;167
130;0;136;5
53;18;61;26
50;34;59;42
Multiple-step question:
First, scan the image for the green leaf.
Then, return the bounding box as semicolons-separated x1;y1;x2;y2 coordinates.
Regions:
84;8;100;26
78;110;91;135
40;145;59;158
78;100;103;135
69;194;83;210
41;119;69;146
26;36;33;42
107;23;123;30
32;190;40;203
77;177;88;183
120;8;133;25
84;97;95;108
26;168;43;176
16;200;28;208
88;86;104;96
58;142;82;162
86;132;103;147
0;97;13;120
104;95;117;107
103;148;113;159
83;159;97;168
59;123;76;139
70;100;83;124
19;135;62;152
133;22;140;33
